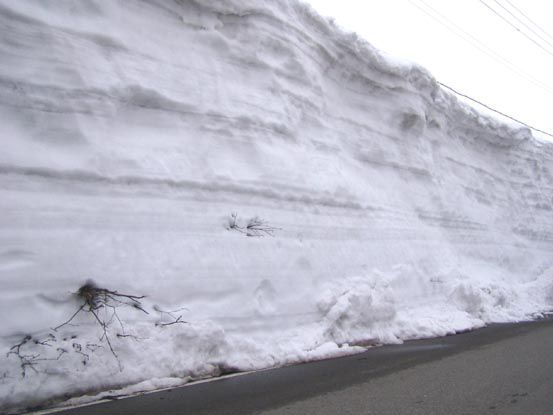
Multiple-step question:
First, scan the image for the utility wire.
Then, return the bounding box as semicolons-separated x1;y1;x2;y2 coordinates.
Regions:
492;0;553;51
407;1;553;139
503;0;553;43
408;0;553;95
438;81;553;139
479;0;553;59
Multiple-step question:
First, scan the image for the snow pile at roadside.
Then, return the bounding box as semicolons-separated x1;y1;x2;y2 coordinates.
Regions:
1;0;552;412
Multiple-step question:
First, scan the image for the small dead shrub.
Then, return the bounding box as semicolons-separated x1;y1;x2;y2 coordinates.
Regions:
226;213;280;237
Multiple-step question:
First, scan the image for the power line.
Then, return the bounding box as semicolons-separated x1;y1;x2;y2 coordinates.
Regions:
503;0;553;43
492;0;553;51
438;81;553;139
479;0;553;59
406;1;553;139
408;0;553;95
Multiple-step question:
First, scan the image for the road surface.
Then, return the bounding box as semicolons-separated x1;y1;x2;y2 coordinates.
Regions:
51;317;553;415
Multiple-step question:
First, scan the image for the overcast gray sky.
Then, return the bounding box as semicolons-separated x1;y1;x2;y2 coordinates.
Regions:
306;0;553;141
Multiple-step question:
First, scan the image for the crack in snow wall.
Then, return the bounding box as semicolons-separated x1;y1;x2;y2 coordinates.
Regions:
1;0;553;412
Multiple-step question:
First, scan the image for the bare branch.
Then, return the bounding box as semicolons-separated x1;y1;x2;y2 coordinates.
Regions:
245;216;280;237
156;315;188;327
154;305;189;327
53;304;85;331
227;213;281;237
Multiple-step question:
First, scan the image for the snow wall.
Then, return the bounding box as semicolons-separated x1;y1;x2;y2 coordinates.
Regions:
1;0;552;411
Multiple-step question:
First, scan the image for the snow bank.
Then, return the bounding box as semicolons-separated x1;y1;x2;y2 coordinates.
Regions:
1;0;552;412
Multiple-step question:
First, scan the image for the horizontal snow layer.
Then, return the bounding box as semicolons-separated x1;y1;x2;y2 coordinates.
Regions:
1;0;552;412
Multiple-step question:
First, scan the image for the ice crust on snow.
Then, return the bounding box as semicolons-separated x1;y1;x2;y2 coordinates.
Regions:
0;0;552;412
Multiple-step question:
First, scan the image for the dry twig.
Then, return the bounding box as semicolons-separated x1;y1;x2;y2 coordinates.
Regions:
154;305;189;327
245;216;280;237
53;281;148;360
226;213;280;237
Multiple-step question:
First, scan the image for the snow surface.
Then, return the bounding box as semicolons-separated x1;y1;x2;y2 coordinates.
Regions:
1;0;552;412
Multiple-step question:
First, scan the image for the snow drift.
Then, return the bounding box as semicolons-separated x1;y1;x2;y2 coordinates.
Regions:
1;0;552;412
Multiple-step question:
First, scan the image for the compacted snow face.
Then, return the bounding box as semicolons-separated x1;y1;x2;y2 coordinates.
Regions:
1;0;553;412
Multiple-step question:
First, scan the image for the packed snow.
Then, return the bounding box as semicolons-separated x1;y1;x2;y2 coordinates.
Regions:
1;0;552;412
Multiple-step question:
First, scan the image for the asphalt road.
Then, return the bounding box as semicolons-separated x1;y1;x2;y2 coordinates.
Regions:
51;317;553;415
